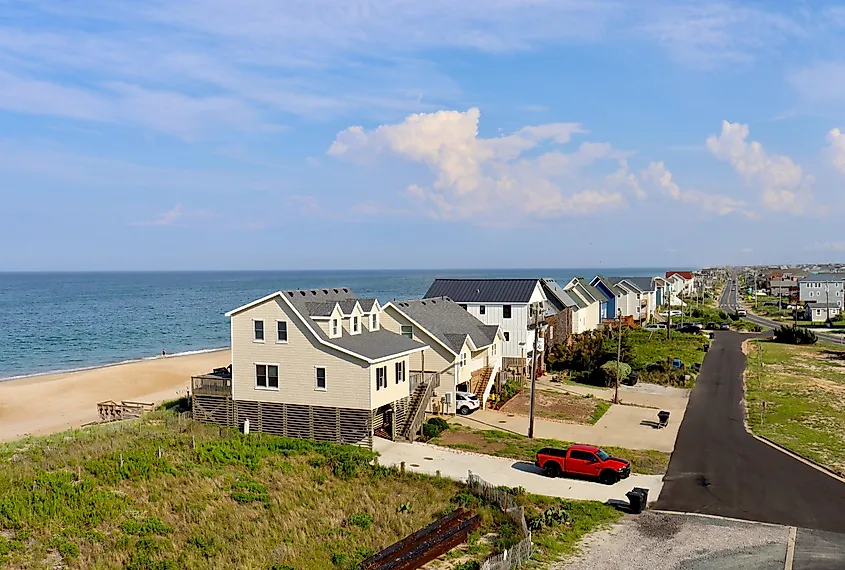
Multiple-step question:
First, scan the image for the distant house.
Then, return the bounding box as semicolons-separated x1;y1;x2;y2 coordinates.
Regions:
380;297;503;410
799;274;845;308
589;276;624;320
540;278;579;347
609;276;660;322
423;279;547;362
192;288;430;448
562;277;603;333
665;271;696;297
804;302;841;323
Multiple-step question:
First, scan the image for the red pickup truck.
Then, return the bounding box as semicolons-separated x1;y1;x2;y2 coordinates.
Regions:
535;444;631;485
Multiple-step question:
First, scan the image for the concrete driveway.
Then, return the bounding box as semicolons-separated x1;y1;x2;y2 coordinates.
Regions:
451;404;685;453
537;378;690;410
373;438;663;504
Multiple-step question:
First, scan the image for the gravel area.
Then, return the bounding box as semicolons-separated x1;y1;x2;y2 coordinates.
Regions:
551;512;790;570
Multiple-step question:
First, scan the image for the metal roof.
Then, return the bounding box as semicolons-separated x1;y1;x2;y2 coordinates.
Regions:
424;279;540;303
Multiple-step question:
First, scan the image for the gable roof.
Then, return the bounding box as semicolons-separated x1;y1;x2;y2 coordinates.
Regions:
540;278;580;311
569;277;605;304
800;273;845;283
666;271;694;280
591;275;623;297
385;297;500;355
226;288;425;363
608;276;655;292
424;279;540;304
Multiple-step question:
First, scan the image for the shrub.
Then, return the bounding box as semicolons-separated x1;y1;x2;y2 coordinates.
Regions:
422;417;450;440
599;361;631;386
453;562;480;570
230;477;270;505
121;516;173;536
451;491;480;508
774;325;818;345
526;505;570;531
346;513;373;529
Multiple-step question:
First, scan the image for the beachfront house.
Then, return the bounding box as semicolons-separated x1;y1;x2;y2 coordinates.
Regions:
423;279;547;366
609;276;660;322
562;278;603;333
799;274;845;308
540;278;578;346
665;271;696;297
191;288;434;448
804;302;842;323
380;297;503;410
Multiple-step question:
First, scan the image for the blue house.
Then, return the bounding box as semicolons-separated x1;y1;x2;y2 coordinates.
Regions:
590;276;622;320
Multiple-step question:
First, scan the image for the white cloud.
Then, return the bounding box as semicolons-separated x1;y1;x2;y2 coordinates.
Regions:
642;161;751;216
604;160;647;199
706;120;814;213
132;205;216;227
328;107;625;220
826;128;845;174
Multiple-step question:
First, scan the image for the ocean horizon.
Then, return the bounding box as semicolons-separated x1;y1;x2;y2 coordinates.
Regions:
0;268;675;380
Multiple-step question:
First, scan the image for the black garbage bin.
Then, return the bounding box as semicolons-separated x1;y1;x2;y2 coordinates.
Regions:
626;489;644;514
633;487;649;509
657;410;670;428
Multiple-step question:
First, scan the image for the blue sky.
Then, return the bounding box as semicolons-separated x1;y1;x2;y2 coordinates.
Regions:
2;0;845;271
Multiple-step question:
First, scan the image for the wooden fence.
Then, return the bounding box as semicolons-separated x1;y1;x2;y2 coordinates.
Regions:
467;471;533;569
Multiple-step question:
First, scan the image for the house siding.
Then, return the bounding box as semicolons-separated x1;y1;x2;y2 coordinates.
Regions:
230;298;371;411
370;354;412;410
464;303;528;358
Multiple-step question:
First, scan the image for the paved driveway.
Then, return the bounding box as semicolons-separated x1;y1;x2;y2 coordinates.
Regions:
655;331;845;534
373;438;663;504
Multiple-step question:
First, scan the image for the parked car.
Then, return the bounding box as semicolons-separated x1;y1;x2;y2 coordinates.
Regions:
737;309;747;317
705;322;718;330
643;323;666;331
535;445;631;485
455;391;480;415
678;324;703;334
720;322;731;330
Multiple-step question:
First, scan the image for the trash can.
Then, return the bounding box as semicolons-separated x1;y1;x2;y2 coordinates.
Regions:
626;489;645;514
633;487;649;509
657;410;670;428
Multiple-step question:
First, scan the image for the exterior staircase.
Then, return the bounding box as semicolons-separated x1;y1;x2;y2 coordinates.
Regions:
470;367;493;399
398;373;439;442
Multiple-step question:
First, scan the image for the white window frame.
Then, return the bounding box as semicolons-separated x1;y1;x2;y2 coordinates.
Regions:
401;325;413;339
253;319;265;343
315;366;327;391
375;366;387;390
353;316;360;334
395;360;405;384
492;343;496;356
276;320;288;343
460;353;467;367
371;313;379;331
479;304;486;315
255;362;279;390
331;318;340;338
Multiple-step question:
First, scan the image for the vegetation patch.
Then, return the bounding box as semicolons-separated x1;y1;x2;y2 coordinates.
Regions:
431;424;670;475
499;390;609;425
746;340;845;475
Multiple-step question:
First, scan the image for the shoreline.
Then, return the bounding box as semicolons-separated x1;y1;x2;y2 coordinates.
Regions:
0;346;230;384
0;348;231;443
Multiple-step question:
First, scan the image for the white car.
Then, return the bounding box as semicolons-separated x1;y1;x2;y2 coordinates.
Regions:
455;391;481;415
643;324;667;331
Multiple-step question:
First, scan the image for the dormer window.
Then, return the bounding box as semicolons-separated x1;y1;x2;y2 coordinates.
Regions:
331;318;340;338
371;313;378;331
353;316;359;334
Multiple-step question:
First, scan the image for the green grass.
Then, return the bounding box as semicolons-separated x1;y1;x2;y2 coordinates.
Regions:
590;401;611;424
628;329;708;371
0;411;624;569
746;340;845;476
432;425;670;475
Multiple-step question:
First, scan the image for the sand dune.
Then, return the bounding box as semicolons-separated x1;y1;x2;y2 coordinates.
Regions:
0;349;231;443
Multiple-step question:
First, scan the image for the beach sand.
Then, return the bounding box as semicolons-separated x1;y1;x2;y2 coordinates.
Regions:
0;349;231;443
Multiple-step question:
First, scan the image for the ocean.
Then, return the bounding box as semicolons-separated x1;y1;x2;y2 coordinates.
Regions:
0;269;669;380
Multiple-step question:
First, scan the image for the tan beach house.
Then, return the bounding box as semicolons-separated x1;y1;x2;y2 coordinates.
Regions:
191;288;433;448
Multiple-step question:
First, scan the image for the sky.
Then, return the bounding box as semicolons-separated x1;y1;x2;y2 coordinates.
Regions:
2;0;845;271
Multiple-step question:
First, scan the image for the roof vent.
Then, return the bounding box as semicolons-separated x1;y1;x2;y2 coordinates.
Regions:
322;289;329;294
476;288;480;294
333;288;339;293
311;290;317;295
300;291;306;296
343;288;349;293
287;291;294;297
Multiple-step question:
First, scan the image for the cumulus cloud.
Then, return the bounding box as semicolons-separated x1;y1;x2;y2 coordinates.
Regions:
328;107;624;220
605;160;647;199
826;128;845;174
706;120;814;213
642;161;751;216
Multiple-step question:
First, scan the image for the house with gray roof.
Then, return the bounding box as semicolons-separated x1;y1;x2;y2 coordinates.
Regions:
191;288;431;448
799;273;845;309
423;278;547;361
381;297;503;410
562;277;604;333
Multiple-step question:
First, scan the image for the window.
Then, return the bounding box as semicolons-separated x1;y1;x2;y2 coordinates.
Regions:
459;304;467;310
332;319;339;337
570;450;594;461
401;325;413;339
395;361;405;384
276;320;288;342
479;305;486;315
255;364;278;389
460;353;467;367
503;331;510;342
315;367;326;391
253;320;264;341
492;343;496;356
371;313;378;330
376;366;387;390
353;316;359;333
503;305;512;318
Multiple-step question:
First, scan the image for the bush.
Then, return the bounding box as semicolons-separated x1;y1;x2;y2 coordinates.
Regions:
121;516;173;536
774;325;818;345
526;505;570;531
453;561;481;570
422;417;450;440
230;477;270;506
346;512;373;529
599;361;631;386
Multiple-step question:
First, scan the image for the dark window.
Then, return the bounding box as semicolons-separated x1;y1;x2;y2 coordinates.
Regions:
479;305;486;315
256;364;266;387
277;321;287;342
254;320;264;341
332;319;339;336
353;316;359;333
376;366;387;390
395;361;405;383
256;364;278;388
570;450;593;461
459;304;467;310
315;367;326;390
503;331;510;342
401;325;413;339
503;305;511;318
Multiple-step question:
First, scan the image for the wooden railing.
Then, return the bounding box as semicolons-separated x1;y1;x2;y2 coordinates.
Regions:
191;375;232;397
402;373;439;441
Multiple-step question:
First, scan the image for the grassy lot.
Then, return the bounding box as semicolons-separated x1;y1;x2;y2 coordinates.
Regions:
746;340;845;476
0;408;622;569
628;329;708;372
430;424;670;476
499;390;611;425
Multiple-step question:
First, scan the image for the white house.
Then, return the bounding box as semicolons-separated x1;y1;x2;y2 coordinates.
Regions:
423;279;546;361
799;274;845;308
563;278;603;333
804;302;841;323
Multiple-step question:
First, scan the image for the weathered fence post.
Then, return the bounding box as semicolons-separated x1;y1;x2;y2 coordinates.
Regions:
400;461;405;474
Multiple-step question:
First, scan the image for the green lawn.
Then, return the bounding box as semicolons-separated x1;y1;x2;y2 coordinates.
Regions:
628;329;708;371
746;340;845;476
431;424;671;476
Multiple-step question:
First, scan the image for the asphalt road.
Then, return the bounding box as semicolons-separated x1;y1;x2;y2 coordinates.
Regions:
654;329;845;534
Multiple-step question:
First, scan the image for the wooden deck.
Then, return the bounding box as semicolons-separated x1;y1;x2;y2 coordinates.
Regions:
96;400;154;423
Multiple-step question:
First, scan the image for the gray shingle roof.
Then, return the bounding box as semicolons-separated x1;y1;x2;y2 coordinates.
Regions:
330;328;427;360
390;297;499;354
592;275;623;297
424;279;539;303
359;299;377;312
304;301;337;317
541;279;579;312
608;276;652;292
800;274;845;282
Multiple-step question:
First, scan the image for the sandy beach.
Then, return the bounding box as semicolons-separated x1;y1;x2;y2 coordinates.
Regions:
0;349;231;443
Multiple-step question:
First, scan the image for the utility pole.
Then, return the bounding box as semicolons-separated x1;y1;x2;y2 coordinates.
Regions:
614;309;622;404
666;282;672;341
528;302;540;439
826;283;831;324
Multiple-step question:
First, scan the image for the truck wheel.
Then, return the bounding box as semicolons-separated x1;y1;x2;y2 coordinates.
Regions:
544;462;561;478
599;470;619;485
